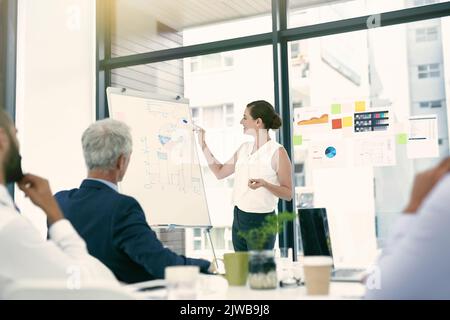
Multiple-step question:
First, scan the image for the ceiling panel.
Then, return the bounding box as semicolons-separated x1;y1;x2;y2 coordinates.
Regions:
116;0;351;31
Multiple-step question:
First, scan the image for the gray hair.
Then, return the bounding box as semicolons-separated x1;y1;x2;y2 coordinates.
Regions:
82;118;132;170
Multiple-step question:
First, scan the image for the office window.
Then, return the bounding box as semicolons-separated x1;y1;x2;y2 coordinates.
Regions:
223;53;234;67
290;40;310;81
225;103;234;127
225;103;233;114
191;103;235;128
205;228;225;250
289;19;449;256
203;54;222;70
419;100;442;108
202;105;224;127
110;48;273;261
291;42;300;59
190;57;200;72
417;63;440;78
292;101;304;109
106;1;450;261
15;0;97;237
189;53;234;73
191;107;200;125
191;107;199;118
415;27;438;42
193;228;201;237
189;227;234;252
193;228;203;250
293;163;305;187
110;44;274;260
431;100;442;108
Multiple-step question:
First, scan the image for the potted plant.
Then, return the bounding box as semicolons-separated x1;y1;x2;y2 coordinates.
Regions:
238;211;297;289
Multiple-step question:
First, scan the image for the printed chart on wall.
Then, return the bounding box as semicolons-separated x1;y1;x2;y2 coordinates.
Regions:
407;115;439;159
354;135;396;167
295;107;330;138
309;140;346;169
107;87;211;227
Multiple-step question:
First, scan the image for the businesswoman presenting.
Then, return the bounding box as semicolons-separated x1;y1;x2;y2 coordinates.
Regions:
196;100;293;251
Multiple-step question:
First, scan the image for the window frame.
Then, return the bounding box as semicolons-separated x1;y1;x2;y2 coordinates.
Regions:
96;0;450;259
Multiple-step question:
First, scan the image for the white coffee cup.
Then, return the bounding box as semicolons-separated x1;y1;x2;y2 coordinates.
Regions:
302;256;333;295
165;265;199;300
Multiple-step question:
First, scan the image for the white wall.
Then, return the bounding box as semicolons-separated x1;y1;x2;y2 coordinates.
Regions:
15;0;95;236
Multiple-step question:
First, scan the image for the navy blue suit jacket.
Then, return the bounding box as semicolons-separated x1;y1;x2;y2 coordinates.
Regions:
55;179;210;283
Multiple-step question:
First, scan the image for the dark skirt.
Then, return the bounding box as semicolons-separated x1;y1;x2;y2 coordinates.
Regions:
232;206;276;252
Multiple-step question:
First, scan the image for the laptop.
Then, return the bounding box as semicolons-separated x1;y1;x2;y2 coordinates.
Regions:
298;208;366;282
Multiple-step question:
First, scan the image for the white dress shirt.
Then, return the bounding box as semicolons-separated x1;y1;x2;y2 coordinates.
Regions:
86;178;118;192
0;185;118;296
365;173;450;299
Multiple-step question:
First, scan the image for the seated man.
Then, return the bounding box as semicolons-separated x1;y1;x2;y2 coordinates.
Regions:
365;157;450;299
0;109;117;295
55;119;212;283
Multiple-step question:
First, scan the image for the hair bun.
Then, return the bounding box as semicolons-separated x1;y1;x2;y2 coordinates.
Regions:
271;114;282;130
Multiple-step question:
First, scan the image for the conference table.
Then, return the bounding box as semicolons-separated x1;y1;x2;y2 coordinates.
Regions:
206;281;365;300
129;275;366;300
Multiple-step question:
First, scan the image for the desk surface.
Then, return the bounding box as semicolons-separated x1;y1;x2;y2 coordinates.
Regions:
129;276;366;300
201;279;365;300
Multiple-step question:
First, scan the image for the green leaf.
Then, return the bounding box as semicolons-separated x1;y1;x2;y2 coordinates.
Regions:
238;211;297;250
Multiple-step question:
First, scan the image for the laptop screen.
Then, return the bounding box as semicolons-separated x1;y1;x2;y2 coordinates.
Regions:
298;208;333;258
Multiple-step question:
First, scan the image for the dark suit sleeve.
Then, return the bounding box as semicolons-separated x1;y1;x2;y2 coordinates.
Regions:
111;199;211;279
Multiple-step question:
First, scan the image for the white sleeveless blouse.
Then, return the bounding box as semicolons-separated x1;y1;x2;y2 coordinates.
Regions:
232;140;282;213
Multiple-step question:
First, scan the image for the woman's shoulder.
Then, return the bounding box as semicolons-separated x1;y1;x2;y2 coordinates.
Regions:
268;140;284;152
269;141;288;163
238;141;253;151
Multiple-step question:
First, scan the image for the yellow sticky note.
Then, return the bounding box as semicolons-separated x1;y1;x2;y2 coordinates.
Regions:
396;133;407;145
355;101;366;112
343;116;353;127
331;104;341;115
293;135;303;146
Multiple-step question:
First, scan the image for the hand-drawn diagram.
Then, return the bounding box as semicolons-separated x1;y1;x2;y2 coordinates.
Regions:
140;103;202;195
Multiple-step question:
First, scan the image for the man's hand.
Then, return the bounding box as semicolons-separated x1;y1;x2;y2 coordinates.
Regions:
208;261;218;274
17;174;64;225
207;258;224;275
404;157;450;214
248;178;266;190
